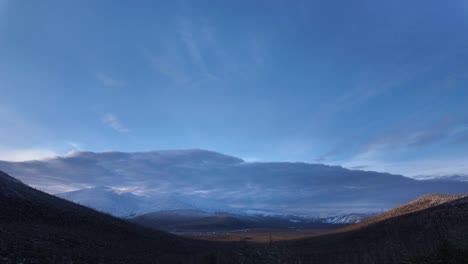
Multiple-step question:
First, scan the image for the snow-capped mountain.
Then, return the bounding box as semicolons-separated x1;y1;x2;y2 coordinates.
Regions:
57;186;147;217
57;185;375;225
2;149;468;216
57;186;245;217
322;213;373;224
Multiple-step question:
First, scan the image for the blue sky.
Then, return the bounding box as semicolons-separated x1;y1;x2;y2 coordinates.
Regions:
1;0;468;177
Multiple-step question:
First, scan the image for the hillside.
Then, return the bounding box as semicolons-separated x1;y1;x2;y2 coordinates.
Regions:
1;169;467;263
283;194;468;264
352;193;468;229
0;171;225;264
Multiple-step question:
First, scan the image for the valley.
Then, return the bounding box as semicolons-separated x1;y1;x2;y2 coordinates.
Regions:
2;2;468;262
1;166;467;263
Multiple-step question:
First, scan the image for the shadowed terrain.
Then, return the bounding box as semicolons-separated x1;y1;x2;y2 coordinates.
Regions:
0;171;231;264
282;195;468;264
1;170;467;264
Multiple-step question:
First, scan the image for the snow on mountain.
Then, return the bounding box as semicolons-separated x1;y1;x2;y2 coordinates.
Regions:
243;209;287;217
57;186;147;217
323;213;372;224
3;149;468;216
144;193;246;215
57;186;246;217
57;185;377;224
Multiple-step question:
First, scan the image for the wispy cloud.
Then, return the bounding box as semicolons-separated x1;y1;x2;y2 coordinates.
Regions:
149;16;224;85
96;72;125;87
67;141;83;150
310;59;436;127
360;115;468;153
342;153;468;177
0;148;57;162
177;16;217;79
336;113;468;176
150;52;191;85
242;157;260;162
101;114;129;133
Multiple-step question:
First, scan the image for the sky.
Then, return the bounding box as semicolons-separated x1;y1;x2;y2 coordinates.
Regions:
1;0;468;177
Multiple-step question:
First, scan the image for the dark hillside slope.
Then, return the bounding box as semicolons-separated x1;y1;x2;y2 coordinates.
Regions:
336;193;468;233
287;195;468;264
0;171;223;264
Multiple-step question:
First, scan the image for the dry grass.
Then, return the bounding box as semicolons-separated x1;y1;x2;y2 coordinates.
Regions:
178;228;335;242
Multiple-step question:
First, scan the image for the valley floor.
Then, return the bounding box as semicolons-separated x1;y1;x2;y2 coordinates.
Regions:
177;227;345;242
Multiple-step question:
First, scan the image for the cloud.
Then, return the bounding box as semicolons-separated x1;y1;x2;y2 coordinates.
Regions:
67;141;83;150
101;114;129;133
96;72;125;87
310;60;436;127
149;15;222;85
242;157;260;162
177;16;216;79
342;154;468;177
359;115;468;155
314;144;345;162
349;165;368;170
0;148;57;162
150;53;191;85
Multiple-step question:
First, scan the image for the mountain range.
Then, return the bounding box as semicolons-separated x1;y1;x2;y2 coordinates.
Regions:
1;169;467;264
1;149;467;217
57;186;246;218
56;185;368;232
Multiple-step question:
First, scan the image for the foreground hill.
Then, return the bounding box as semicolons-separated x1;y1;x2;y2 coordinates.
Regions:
1;149;468;216
0;171;224;264
343;193;468;232
283;194;468;264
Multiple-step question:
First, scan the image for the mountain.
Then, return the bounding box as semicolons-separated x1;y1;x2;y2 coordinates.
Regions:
57;186;148;217
1;149;468;216
284;194;468;264
353;193;468;228
56;185;375;230
331;193;468;233
57;186;246;217
130;209;350;232
2;169;467;263
322;213;372;224
0;170;222;264
56;186;367;232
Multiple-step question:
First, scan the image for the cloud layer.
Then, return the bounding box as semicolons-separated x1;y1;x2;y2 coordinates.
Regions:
1;149;467;215
0;148;57;162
